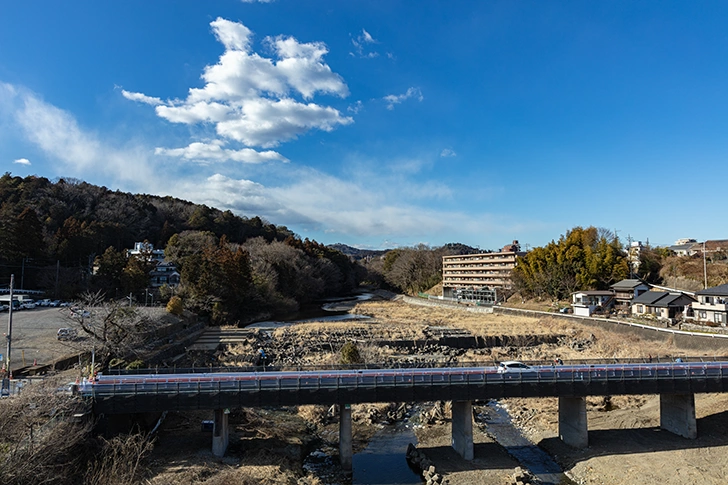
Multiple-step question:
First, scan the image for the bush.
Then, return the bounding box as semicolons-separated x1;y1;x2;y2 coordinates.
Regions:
340;341;363;365
166;296;183;315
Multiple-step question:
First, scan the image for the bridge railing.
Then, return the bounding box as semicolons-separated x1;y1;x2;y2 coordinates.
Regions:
104;355;728;376
85;362;728;399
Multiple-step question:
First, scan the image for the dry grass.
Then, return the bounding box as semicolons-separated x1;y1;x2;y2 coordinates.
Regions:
351;299;556;336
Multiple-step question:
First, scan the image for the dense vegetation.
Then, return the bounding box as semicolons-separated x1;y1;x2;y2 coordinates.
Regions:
512;226;629;300
363;243;478;295
0;173;358;323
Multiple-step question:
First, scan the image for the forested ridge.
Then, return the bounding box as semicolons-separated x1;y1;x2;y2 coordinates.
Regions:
0;173;362;323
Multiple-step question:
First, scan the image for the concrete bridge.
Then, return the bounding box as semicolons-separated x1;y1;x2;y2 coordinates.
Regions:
81;360;728;470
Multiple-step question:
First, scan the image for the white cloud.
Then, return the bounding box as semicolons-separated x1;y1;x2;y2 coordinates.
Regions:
177;171;467;238
215;97;352;147
347;100;363;114
440;148;456;157
351;29;379;58
123;18;351;151
155;141;289;164
13;157;31;165
384;87;423;110
121;90;163;106
2;83;156;188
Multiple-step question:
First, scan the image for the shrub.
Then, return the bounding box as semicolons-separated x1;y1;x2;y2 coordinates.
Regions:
166;296;183;315
340;341;363;365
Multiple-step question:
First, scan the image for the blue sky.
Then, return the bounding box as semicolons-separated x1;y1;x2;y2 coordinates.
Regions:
1;1;727;250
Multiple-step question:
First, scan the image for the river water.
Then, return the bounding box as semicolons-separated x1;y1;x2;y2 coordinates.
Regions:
248;293;372;329
352;423;421;485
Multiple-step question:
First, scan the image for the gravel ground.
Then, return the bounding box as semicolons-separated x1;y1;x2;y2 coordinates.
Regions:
2;307;81;371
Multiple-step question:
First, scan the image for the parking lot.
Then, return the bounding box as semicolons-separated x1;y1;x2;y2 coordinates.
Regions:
1;307;83;372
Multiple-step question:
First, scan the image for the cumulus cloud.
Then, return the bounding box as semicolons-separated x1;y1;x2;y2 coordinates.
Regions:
155;140;289;164
440;148;456;157
123;17;352;150
13;157;31;165
384;87;423;110
351;29;379;58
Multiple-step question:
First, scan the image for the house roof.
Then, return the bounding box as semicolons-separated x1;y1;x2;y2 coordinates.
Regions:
632;291;696;307
611;279;647;290
668;243;695;252
696;284;728;297
572;290;614;296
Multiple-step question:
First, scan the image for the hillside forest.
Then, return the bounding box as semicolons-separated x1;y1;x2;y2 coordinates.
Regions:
0;174;476;324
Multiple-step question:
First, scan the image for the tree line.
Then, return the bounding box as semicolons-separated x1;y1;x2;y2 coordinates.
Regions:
0;173;359;322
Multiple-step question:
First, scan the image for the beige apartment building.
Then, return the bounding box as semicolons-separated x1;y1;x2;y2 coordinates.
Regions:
442;241;525;300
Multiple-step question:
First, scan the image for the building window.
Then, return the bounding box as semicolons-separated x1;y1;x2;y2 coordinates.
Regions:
699;311;707;319
715;313;725;325
637;305;644;314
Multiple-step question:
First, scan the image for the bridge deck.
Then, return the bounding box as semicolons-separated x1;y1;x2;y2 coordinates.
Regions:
82;362;728;414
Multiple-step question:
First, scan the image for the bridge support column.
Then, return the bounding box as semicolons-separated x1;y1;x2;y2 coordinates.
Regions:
559;396;588;448
339;404;353;472
451;400;474;460
212;409;229;457
660;393;697;439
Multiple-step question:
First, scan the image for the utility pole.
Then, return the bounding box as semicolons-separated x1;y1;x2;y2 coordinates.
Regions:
703;241;708;289
6;275;14;379
55;260;60;299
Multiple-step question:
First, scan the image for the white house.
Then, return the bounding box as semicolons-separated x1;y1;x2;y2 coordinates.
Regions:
571;290;614;317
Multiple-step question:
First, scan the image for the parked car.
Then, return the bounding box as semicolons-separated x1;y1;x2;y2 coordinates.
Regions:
21;302;37;309
38;299;52;307
497;361;535;374
57;328;78;341
49;300;61;307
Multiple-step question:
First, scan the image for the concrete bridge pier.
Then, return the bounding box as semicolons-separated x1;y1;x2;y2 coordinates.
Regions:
339;404;353;472
451;400;474;460
212;409;229;457
559;396;588;448
660;393;697;439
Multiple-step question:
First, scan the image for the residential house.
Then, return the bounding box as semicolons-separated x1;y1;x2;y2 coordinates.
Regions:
691;284;728;327
668;238;698;257
127;242;165;263
149;261;181;288
631;290;696;321
610;279;650;310
571;291;614;317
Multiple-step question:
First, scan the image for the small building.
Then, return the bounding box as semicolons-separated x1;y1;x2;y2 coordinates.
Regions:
571;291;615;317
610;279;650;310
631;290;696;321
668;238;698;257
691;284;728;327
149;261;181;288
127;242;165;263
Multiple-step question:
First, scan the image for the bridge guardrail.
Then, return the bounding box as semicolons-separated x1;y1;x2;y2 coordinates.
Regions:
84;362;728;399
